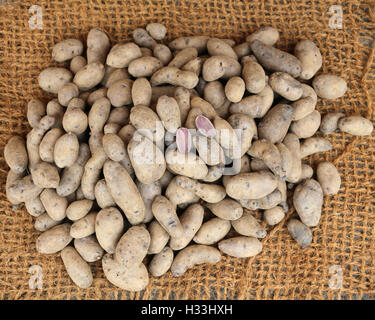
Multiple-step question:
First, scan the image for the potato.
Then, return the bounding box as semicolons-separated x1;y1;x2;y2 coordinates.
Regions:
36;223;72;254
169;36;210;53
258;104;294;143
31;161;60;189
4;136;28;174
38;67;73;94
27;99;46;128
151;67;199;89
133;28;156;49
226;170;278;200
320;112;345;134
264;206;285;225
61;246;93;289
57;143;91;197
193;217;231;245
246;26;279;46
169;47;198;68
290;110;321;138
175;176;226;203
171;245;221;277
137;180;161;223
207;38;237;59
34;213;60;232
248;139;285;178
27;115;56;167
39;188;67;221
250;158;268;171
39;128;64;163
62;107;88;135
153;44;173;65
165;149;208;179
74;235;104;262
312;74;347;99
7;174;42;205
46;100;64;128
294;40;322;80
202;55;241;81
165;176;200;207
149;247;173;277
298;164;314;182
130;105;165;143
106;42;142;68
269;72;303;101
204;81;226;109
73;62;105;91
95;207;124;254
156;96;181;133
169;203;204;250
190;96;217;120
282;133;302;183
102;133;126;162
152;195;184;238
88;97;111;133
293;179;323;227
205;198;243;220
94;179;115;209
181;57;203;76
146;23;167;40
70;56;87;74
107;78;133;107
225;76;245;103
25;196;46;217
338;115;374;136
57;82;79;107
250;40;302;78
242;59;266;94
70;212;97;239
104;68;130;88
54;132;79;168
240;188;282;210
193;135;225;166
218;236;262;258
231;209;266;238
140;47;153;57
66;200;93;221
86;88;108;107
128;134;166;184
87;27;110;64
148;220;170;254
114;226;150;268
317;162;341;195
213;116;241;158
102;254;149;291
131;78;152;107
276;142;293;180
128;56;163;77
287;219;312;248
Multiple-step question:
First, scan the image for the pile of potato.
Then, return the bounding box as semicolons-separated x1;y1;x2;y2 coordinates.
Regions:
4;24;373;291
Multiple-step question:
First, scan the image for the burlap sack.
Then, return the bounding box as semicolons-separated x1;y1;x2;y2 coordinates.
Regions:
0;0;374;300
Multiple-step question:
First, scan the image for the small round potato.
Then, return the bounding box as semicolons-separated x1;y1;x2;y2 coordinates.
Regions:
264;206;285;225
202;55;241;82
54;132;80;168
70;56;87;74
63;107;88;135
31;162;60;189
225;76;245;102
146;23;167;40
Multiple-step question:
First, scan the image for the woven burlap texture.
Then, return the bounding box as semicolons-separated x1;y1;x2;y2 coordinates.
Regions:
0;0;374;300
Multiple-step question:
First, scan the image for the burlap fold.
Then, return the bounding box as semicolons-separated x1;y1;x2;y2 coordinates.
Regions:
0;0;374;300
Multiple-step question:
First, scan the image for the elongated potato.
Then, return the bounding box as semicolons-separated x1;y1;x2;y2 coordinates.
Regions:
300;137;332;158
54;133;79;168
70;212;97;239
294;40;322;80
61;246;93;289
151;67;199;89
218;236;262;258
94;179;115;209
152;195;184;238
193;135;225;166
169;47;198;68
95;207;124;254
137;180;161;223
246;26;279;46
338;116;373;136
128;134;166;184
226;171;278;200
165;149;208;179
128;56;163;77
287;219;312;248
39;128;64;163
193;217;231;245
293;179;323;227
169;36;210;53
38;67;73;94
36;223;72;254
74;235;104;262
131;78;152;107
207;38;237;59
156;95;181;133
87;27;110;64
169;203;204;250
317;162;341;195
205;198;243;220
202;55;241;81
102;133;126;162
106;42;142;68
27;99;46;128
283;133;302;183
104;160;145;225
240;189;282;210
250;40;302;78
242;59;266;94
25;196;46;217
40;189;68;221
269;72;303;101
4;136;28;174
231;209;266;238
148;220;170;254
149;247;174;277
312;74;347;99
102;254;149;291
171;245;221;277
34;213;60;232
73;62;105;91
